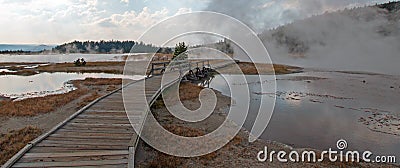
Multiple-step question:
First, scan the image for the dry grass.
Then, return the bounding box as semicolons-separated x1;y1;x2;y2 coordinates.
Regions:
0;62;47;67
0;70;39;76
150;53;173;61
0;88;87;117
106;85;118;92
151;82;204;109
146;125;217;168
152;95;165;110
237;62;264;75
147;153;184;168
146;125;204;168
144;125;245;168
39;61;125;69
120;53;173;61
236;62;300;75
0;126;42;165
76;91;103;109
218;62;301;75
0;62;126;76
73;78;123;108
72;78;122;86
179;82;204;101
37;62;125;74
144;82;248;168
0;78;122;117
164;125;205;137
273;64;300;74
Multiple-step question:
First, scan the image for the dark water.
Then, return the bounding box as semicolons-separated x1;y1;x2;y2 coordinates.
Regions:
209;72;400;163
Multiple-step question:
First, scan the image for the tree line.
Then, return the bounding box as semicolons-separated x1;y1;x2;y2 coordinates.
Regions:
53;40;172;54
0;40;173;54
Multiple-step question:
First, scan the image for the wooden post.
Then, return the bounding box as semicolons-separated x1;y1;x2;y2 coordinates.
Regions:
179;62;182;78
151;63;154;76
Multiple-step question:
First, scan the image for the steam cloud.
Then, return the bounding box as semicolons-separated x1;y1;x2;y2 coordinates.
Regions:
205;0;400;74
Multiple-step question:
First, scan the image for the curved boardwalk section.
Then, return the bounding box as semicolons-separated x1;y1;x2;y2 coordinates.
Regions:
3;60;233;168
4;76;163;168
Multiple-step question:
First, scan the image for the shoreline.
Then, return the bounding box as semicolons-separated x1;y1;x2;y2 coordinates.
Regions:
0;61;398;166
0;60;301;76
135;82;397;167
0;78;125;165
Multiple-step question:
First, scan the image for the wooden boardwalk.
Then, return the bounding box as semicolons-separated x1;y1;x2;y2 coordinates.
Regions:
3;76;163;168
3;60;233;168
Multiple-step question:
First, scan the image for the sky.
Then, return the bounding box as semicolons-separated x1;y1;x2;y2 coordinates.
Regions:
0;0;390;45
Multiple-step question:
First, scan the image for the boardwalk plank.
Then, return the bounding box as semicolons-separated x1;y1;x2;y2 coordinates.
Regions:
45;137;131;145
22;151;129;158
66;123;132;127
39;140;130;146
13;159;128;167
19;155;128;163
5;61;232;168
49;134;132;140
28;147;127;153
35;143;128;149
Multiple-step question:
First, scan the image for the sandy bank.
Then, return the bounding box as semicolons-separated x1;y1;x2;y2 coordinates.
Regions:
218;62;302;75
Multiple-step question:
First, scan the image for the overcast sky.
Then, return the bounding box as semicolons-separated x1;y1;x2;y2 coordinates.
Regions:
0;0;389;44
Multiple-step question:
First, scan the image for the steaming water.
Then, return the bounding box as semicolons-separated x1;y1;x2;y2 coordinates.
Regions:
0;72;144;100
209;72;400;163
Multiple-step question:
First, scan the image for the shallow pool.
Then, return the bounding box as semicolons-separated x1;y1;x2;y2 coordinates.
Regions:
0;72;144;100
209;72;400;163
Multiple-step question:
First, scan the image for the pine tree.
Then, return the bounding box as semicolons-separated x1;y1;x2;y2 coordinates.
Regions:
173;42;188;60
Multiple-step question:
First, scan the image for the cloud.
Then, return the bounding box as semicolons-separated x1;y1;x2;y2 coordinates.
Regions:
80;7;183;42
0;0;183;44
95;7;169;28
260;1;276;9
0;0;106;44
175;7;192;15
0;0;390;44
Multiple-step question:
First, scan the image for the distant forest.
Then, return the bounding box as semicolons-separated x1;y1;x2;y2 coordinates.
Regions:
192;38;234;54
0;50;40;54
377;1;400;11
53;40;173;54
0;40;173;54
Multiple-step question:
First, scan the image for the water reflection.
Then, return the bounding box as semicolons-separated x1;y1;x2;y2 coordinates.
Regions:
209;73;400;163
0;72;144;100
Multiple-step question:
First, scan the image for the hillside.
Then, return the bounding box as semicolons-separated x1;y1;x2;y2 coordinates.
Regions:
259;1;400;74
0;44;54;52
